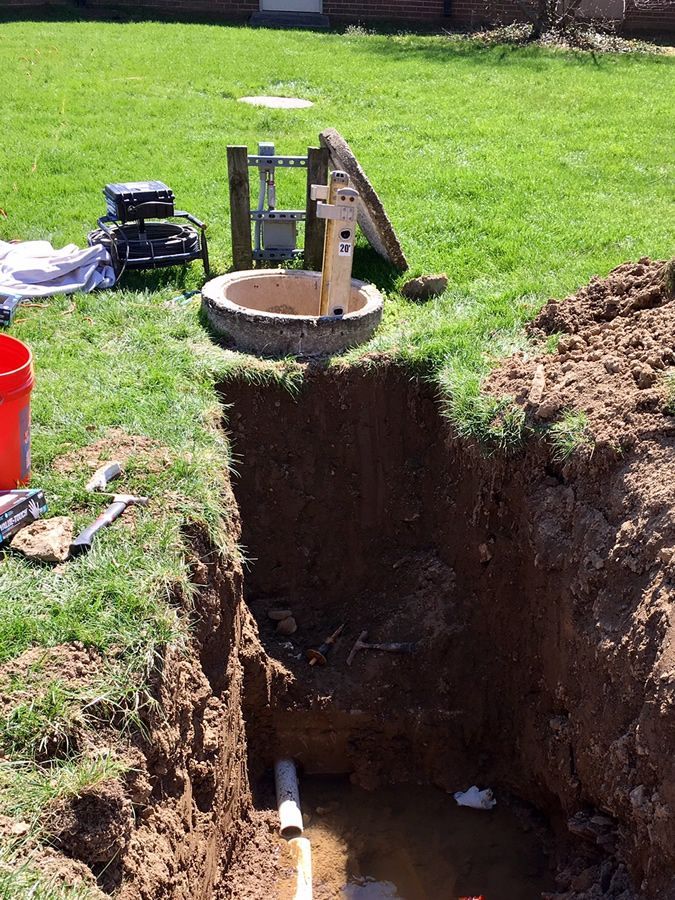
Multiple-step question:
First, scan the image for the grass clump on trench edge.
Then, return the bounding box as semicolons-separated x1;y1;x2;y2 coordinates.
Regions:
664;373;675;416
0;16;673;892
438;367;530;453
548;409;594;460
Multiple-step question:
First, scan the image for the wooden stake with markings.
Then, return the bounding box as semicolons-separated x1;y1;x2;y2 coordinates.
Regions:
317;171;359;317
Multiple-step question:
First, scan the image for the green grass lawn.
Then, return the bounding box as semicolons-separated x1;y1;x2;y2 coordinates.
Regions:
1;18;673;374
0;16;673;897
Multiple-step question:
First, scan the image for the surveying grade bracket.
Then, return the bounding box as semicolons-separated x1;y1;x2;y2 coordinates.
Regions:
248;155;308;169
311;184;329;201
316;198;358;222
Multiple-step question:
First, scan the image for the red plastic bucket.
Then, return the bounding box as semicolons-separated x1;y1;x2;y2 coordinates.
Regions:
0;334;34;489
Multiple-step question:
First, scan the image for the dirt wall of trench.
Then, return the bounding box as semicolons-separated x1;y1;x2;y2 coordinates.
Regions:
221;360;675;899
37;514;258;900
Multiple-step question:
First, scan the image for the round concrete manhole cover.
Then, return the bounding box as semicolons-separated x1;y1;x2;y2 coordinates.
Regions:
238;96;314;109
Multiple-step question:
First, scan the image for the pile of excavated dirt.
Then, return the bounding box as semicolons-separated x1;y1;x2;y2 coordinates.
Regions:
487;258;675;459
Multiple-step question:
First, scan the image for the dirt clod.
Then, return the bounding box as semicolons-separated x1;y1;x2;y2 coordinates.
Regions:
488;258;675;453
276;617;298;636
401;273;448;301
10;516;73;562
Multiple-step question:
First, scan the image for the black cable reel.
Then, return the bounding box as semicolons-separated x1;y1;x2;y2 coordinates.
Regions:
87;181;209;279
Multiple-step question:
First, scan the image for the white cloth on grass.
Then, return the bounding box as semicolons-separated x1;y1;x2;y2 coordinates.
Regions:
0;239;115;298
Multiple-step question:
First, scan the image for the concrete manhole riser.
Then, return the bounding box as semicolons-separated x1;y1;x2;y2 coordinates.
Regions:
202;269;384;357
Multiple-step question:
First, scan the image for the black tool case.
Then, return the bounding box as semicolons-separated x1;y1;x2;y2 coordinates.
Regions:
104;181;175;223
89;181;209;276
0;489;48;543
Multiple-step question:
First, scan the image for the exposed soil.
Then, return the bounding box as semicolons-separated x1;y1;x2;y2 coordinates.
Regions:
487;258;675;453
293;778;554;898
52;427;170;475
5;259;674;900
217;260;675;899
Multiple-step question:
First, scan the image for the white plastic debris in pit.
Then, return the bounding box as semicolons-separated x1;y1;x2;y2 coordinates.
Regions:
453;786;496;810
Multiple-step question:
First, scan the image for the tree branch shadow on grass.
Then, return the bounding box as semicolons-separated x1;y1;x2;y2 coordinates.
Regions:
343;32;622;68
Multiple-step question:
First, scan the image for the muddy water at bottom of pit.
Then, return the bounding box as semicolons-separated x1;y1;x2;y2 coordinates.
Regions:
277;778;555;900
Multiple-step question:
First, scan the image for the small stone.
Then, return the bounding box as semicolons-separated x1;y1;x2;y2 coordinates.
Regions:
315;801;339;816
632;365;657;389
401;273;448;302
268;608;293;621
571;867;597;892
658;547;674;565
527;364;546;405
191;560;208;585
535;398;561;420
276;616;297;636
558;334;585;354
478;542;493;563
603;356;622;374
10;516;73;563
10;821;30;836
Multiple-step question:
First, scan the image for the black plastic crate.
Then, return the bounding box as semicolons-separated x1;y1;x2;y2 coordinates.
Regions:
104;181;175;223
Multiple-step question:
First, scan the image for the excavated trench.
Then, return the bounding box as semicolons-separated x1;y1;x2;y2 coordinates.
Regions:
212;363;665;898
21;261;673;899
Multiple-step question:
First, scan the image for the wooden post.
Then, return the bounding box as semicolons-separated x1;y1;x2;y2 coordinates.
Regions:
227;145;252;270
304;146;328;272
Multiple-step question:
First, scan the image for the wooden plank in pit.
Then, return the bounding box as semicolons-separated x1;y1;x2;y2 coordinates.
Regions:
319;128;408;272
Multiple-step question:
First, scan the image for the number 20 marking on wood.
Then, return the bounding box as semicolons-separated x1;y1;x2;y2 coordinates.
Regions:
338;242;353;257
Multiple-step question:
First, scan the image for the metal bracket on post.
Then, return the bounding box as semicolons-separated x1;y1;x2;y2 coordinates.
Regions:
248;142;308;262
313;171;359;317
227;141;330;270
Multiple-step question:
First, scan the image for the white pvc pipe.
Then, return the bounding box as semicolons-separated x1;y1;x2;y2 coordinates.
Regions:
274;758;304;839
289;837;312;900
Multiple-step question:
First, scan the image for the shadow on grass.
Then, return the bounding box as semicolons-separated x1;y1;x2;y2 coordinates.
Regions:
352;245;403;292
117;264;203;293
0;3;253;27
343;32;628;69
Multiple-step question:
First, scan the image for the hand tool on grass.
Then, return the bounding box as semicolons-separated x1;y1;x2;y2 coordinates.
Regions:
346;630;416;666
306;624;344;667
85;460;122;492
0;295;24;328
69;493;148;558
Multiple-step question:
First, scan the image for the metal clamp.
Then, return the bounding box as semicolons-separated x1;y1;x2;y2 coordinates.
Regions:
247;155;308;168
316;201;358;222
315;185;359;223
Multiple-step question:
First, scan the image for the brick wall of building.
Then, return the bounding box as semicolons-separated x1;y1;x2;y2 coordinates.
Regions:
322;0;529;25
0;0;672;36
623;0;675;34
